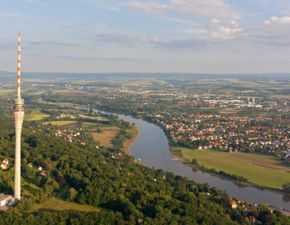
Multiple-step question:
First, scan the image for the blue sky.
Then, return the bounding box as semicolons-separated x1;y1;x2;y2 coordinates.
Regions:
1;0;290;73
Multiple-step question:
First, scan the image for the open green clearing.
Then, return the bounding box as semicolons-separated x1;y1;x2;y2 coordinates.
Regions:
92;126;119;148
25;110;49;121
43;120;78;126
91;125;139;151
81;122;99;128
0;89;13;96
31;198;101;212
179;148;290;190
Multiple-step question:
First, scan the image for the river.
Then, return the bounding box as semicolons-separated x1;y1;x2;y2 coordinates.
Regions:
115;114;290;212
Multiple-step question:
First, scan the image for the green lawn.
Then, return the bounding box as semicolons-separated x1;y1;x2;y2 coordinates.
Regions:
31;198;100;212
179;148;290;190
25;110;49;121
81;122;98;128
43;120;78;126
0;89;13;96
92;126;119;147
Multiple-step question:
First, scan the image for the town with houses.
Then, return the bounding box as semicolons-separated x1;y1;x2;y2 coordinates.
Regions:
149;112;290;161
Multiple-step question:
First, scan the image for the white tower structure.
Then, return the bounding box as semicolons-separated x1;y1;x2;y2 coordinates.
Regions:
13;32;24;200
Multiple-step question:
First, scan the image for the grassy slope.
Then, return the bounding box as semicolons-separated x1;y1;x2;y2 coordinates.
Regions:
31;198;101;212
180;148;290;190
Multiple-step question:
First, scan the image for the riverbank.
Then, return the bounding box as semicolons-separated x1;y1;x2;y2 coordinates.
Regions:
122;125;140;154
171;147;290;192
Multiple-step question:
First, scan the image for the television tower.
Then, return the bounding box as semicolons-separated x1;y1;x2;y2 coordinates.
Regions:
13;32;24;200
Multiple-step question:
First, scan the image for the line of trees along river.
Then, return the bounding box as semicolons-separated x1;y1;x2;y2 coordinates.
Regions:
114;113;290;212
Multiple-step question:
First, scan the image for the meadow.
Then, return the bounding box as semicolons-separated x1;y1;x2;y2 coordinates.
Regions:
42;121;79;127
0;89;13;96
25;110;49;121
92;126;119;148
31;198;100;212
179;148;290;190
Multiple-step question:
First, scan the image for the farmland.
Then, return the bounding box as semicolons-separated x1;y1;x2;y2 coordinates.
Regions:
43;121;79;127
25;110;49;121
178;148;290;190
0;89;13;96
92;126;119;148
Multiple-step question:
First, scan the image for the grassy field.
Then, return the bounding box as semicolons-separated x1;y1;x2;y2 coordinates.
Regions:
0;89;14;96
81;122;99;128
219;109;239;115
31;198;100;212
92;126;119;148
179;148;290;190
122;125;140;153
43;121;79;126
26;110;49;121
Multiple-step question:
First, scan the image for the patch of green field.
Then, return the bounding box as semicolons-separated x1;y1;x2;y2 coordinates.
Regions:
25;110;49;121
81;122;98;128
31;198;100;212
92;126;119;148
219;109;238;115
0;89;14;96
179;148;290;190
43;121;78;126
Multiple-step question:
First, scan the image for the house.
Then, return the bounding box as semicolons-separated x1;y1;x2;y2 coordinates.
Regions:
40;170;47;177
1;159;9;170
0;194;13;210
248;216;257;224
230;199;238;209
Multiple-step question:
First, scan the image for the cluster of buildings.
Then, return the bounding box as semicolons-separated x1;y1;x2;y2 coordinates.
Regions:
27;163;47;177
201;96;263;109
150;112;290;157
54;128;86;145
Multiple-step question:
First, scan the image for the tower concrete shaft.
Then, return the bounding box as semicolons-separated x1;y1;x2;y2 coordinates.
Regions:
13;32;24;200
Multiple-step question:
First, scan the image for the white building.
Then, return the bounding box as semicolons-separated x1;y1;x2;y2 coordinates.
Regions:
0;194;13;210
1;158;9;170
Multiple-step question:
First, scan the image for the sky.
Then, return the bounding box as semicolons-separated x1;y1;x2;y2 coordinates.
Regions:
1;0;290;73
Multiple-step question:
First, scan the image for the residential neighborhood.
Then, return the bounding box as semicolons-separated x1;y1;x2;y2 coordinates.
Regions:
148;112;290;160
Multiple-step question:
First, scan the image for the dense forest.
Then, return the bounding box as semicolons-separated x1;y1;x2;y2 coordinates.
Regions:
0;101;289;224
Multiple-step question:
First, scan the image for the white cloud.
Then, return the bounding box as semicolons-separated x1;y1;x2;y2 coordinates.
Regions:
183;20;243;41
211;26;243;40
25;0;48;7
0;12;22;17
127;0;242;20
264;16;290;25
127;2;169;13
211;18;220;24
169;0;241;20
